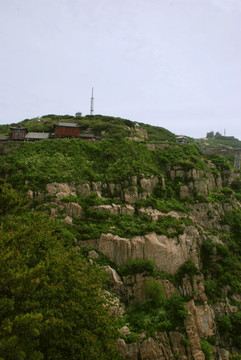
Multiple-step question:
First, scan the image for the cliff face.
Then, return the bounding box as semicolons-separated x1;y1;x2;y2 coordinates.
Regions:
1;136;241;359
25;155;241;360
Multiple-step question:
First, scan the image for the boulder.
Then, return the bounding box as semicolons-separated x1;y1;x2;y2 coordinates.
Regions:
140;337;167;360
27;189;45;200
92;181;102;197
76;183;91;197
119;326;131;337
169;332;189;360
124;188;139;205
64;202;83;218
88;250;99;259
140;176;159;195
103;290;124;317
46;182;76;200
61;216;73;224
117;339;140;360
91;204;135;216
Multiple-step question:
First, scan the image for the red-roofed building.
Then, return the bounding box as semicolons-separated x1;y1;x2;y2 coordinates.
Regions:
10;126;27;140
54;122;80;138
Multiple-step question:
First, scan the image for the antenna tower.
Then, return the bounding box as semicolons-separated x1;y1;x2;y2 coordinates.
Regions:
224;129;226;136
90;87;94;116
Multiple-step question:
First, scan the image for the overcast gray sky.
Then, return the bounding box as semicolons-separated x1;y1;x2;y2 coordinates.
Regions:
0;0;240;138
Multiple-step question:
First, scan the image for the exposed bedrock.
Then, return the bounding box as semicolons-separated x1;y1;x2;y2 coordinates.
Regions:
83;226;200;274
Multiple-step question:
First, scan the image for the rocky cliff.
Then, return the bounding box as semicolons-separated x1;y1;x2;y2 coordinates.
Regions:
24;149;241;360
1;136;241;360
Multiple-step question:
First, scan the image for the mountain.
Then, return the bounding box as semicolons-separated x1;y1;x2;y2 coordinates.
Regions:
0;114;241;360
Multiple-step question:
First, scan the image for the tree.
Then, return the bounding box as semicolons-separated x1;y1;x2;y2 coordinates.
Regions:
206;131;214;138
0;179;22;216
0;212;122;360
144;279;165;307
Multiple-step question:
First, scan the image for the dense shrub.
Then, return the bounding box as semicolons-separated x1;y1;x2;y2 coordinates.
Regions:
200;339;214;360
118;259;156;277
125;287;187;337
207;153;231;170
0;212;122;360
174;259;200;286
0;179;23;216
217;312;241;349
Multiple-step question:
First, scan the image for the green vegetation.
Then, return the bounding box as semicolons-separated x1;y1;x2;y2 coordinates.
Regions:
206;153;232;171
201;239;241;301
118;259;156;277
200;209;241;302
136;196;189;213
0;183;122;360
74;210;190;240
174;259;200;286
0;138;208;195
230;355;241;360
196;134;241;150
155;143;204;170
0;178;23;215
124;280;188;337
200;339;214;360
218;312;241;349
0;114;176;141
0;139;160;190
138;123;175;141
1;113;241;357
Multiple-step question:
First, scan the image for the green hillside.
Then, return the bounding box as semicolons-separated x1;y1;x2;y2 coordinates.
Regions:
1;114;241;359
0;139;206;191
194;134;241;150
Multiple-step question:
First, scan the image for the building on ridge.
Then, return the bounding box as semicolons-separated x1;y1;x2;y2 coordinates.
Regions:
25;132;50;141
54;122;81;138
10;126;27;140
176;136;188;144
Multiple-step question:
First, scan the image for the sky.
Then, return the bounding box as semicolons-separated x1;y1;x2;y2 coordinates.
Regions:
0;0;240;139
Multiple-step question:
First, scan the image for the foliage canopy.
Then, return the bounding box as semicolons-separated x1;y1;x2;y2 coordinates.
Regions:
0;211;122;360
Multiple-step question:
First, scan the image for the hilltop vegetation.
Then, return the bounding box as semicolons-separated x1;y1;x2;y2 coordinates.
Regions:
0;114;176;141
194;133;241;150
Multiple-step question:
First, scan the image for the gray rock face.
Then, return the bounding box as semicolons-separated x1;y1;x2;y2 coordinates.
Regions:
76;183;91;197
84;226;200;274
140;176;159;195
188;202;231;231
117;339;140;360
117;333;185;360
138;207;184;222
167;165;235;199
46;182;76;200
119;326;131;337
179;275;207;303
65;202;83;218
91;204;135;215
